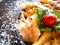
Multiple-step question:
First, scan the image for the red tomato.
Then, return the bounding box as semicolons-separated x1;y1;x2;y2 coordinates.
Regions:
44;13;57;27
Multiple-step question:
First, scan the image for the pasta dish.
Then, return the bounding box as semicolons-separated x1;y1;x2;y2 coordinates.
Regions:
17;0;60;45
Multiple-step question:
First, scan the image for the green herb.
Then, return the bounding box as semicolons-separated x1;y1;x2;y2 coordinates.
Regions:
33;8;48;18
33;8;60;32
33;8;51;32
55;26;60;30
54;19;60;30
52;11;60;18
53;11;60;30
52;11;60;30
40;27;52;32
57;19;60;23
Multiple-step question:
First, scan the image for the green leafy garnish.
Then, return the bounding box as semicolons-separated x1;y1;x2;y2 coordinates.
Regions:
33;8;51;32
52;11;60;18
55;26;60;30
33;8;60;32
40;27;52;32
52;11;60;30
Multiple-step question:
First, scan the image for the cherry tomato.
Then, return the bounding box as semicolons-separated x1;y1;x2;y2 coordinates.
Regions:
44;13;57;27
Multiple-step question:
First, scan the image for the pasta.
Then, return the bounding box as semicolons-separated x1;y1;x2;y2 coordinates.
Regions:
32;32;52;45
52;38;60;45
18;14;41;43
17;1;60;45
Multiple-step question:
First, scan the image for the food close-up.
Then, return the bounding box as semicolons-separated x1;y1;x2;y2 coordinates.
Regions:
0;0;60;45
17;0;60;45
